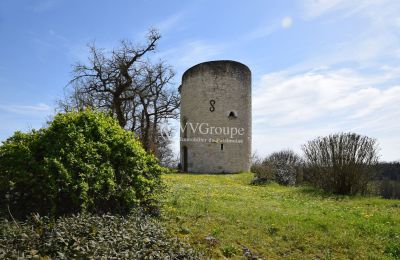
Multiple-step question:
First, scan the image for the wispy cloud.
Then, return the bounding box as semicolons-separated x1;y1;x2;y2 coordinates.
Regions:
245;15;294;41
298;0;400;67
158;40;224;72
0;103;51;116
258;69;398;122
262;0;400;87
302;0;349;18
248;0;400;161
300;0;391;19
29;29;93;63
155;12;186;33
245;23;278;41
177;40;224;67
30;0;60;13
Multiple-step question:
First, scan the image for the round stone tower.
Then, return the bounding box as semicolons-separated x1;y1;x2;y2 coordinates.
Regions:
180;60;251;173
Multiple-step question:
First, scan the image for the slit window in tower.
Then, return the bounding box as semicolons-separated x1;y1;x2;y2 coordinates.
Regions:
228;111;237;119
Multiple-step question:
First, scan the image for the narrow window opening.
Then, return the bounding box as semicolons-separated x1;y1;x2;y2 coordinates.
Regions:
228;111;237;119
221;143;224;151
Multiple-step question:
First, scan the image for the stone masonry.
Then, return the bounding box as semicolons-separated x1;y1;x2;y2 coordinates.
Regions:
180;60;251;173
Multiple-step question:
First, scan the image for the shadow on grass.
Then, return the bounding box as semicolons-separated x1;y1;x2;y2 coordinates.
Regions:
250;177;356;200
297;185;359;201
167;171;248;176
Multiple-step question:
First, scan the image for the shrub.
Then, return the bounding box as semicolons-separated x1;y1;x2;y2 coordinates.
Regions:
0;211;199;259
252;150;303;186
221;244;239;257
0;110;165;218
251;163;274;184
302;132;379;195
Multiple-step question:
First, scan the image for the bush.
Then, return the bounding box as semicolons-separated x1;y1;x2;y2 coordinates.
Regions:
221;244;239;258
251;163;274;184
0;110;165;218
302;132;379;195
252;150;303;186
0;211;199;259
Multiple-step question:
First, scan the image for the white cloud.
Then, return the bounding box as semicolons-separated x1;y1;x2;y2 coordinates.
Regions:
248;1;400;161
281;16;293;28
252;67;400;160
254;68;370;125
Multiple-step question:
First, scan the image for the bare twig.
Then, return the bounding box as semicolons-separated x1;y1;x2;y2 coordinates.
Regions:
7;205;19;228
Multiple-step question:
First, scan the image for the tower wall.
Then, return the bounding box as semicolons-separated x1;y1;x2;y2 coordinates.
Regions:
180;60;251;173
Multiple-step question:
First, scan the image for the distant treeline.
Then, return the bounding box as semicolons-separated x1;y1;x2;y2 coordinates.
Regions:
375;162;400;181
373;162;400;199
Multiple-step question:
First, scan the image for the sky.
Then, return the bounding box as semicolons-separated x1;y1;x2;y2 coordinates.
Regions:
0;0;399;161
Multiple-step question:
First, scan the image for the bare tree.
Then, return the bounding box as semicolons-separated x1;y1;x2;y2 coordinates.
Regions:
302;132;380;195
154;125;178;168
59;29;180;159
251;151;262;165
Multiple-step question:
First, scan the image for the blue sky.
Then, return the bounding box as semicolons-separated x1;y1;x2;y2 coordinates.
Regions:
0;0;399;161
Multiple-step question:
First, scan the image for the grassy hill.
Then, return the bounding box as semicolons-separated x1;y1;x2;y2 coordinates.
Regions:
162;173;400;259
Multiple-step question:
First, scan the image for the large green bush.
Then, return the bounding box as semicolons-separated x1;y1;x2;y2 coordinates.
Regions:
0;110;165;218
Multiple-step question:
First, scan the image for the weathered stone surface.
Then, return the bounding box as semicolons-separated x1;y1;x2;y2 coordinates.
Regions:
180;60;252;173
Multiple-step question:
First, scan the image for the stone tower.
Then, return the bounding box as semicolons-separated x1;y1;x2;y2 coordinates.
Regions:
180;60;251;173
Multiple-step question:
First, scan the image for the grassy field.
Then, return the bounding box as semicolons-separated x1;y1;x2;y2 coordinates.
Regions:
161;173;400;259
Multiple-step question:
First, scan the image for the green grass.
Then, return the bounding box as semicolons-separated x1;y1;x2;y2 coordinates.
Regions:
161;173;400;259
